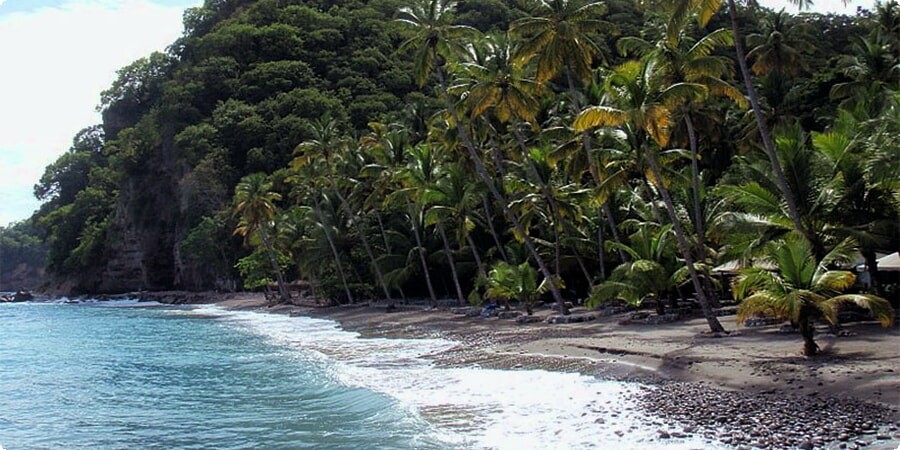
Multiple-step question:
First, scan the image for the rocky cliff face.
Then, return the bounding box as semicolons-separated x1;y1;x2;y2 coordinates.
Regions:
98;132;182;293
0;263;45;292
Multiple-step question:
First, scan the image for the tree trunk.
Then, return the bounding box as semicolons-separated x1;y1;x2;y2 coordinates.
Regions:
436;222;466;305
511;122;565;280
466;233;486;276
645;151;725;333
258;227;290;304
567;68;629;264
409;207;438;306
597;221;607;280
684;111;706;253
603;203;628;262
312;203;354;304
435;65;569;314
726;0;806;237
798;304;819;356
333;189;393;303
376;211;408;303
483;197;509;263
572;247;593;287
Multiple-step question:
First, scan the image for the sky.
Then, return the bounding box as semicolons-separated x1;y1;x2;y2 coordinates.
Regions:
0;0;877;227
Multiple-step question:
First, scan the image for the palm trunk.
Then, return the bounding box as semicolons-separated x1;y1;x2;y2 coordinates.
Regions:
511;121;564;279
258;227;290;304
466;233;486;276
312;203;354;304
645;150;725;333
684;111;706;253
409;207;438;306
436;222;466;305
798;304;819;356
482;197;509;263
572;247;593;287
726;0;806;237
567;69;629;264
376;211;408;303
597;221;607;280
333;189;393;303
602;203;628;262
436;65;569;314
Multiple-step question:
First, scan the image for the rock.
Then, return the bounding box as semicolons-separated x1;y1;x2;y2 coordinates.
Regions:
550;301;574;312
497;310;523;320
799;440;813;450
450;306;476;315
516;315;543;324
631;311;651;320
657;430;671;439
544;312;597;324
12;290;33;302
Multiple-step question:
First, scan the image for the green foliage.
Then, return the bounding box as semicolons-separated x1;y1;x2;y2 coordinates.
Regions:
235;248;290;290
26;0;899;309
484;261;547;314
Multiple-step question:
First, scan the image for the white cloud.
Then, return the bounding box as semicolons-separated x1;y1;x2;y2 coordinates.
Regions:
0;0;198;226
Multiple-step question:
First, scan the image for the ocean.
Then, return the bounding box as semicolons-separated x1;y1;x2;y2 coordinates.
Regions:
0;300;720;449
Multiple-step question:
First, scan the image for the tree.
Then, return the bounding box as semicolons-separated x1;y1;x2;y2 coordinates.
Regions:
734;234;894;356
484;261;548;315
575;59;727;332
233;173;290;303
397;0;571;313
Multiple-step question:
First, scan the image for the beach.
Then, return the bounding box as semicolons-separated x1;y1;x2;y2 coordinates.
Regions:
129;291;900;449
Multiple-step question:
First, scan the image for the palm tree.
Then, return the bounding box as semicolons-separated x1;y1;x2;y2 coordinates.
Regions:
233;173;290;303
618;21;746;258
588;221;681;315
734;234;894;356
397;0;571;313
574;59;726;332
484;261;548;315
655;0;810;240
511;0;620;250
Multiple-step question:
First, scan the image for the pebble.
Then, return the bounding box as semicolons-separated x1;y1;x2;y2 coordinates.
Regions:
638;381;898;450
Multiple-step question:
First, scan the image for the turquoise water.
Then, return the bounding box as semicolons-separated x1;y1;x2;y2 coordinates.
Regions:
0;300;720;450
0;302;440;449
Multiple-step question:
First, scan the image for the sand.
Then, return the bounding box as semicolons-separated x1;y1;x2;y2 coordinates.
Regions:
138;290;900;447
206;294;900;410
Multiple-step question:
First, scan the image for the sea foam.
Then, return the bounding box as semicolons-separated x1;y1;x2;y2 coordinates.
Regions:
187;305;723;450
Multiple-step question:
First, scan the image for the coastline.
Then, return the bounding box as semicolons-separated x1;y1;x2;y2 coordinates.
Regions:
141;290;900;448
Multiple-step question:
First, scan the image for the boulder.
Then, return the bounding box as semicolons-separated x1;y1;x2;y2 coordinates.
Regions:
545;312;598;324
497;310;523;320
516;315;543;324
12;291;33;302
550;301;574;312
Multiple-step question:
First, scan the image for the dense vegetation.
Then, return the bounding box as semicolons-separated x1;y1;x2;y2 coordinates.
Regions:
21;0;899;351
0;220;47;290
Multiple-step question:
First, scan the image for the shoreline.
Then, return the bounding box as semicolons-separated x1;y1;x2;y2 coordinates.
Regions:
112;291;900;448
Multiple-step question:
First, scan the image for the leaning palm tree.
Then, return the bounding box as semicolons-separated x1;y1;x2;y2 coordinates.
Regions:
396;0;571;313
653;0;811;240
733;234;894;356
233;173;290;303
618;20;746;259
574;59;726;333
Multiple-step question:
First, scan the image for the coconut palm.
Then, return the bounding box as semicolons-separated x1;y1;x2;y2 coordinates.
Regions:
618;21;745;258
484;261;549;315
574;59;727;332
397;0;571;313
733;233;894;356
233;173;290;303
653;0;810;239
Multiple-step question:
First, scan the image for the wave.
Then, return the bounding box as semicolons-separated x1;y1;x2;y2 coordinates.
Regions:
185;305;723;450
